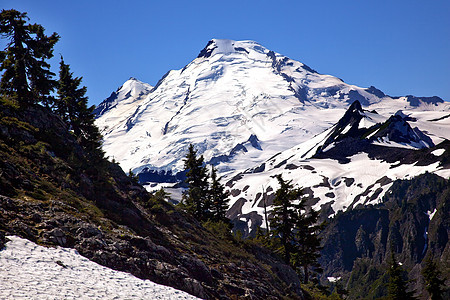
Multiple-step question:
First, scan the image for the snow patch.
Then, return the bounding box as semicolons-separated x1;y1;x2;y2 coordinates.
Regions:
0;236;200;300
427;208;437;220
327;276;341;282
431;149;445;156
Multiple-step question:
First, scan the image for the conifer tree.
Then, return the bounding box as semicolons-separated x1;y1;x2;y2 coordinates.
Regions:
422;258;445;300
56;57;104;167
182;144;210;221
292;206;324;284
387;252;416;300
209;165;230;222
269;174;324;283
0;9;59;106
270;174;303;265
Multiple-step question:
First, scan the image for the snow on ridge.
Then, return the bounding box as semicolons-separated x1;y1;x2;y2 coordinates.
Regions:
225;150;449;230
427;208;437;220
95;39;450;181
431;149;445;156
0;236;199;300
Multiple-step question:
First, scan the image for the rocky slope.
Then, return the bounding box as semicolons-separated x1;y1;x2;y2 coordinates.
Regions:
0;98;303;299
320;172;449;299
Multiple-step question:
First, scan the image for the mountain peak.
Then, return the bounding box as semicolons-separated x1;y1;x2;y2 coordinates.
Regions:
93;77;153;118
197;39;267;58
96;39;449;177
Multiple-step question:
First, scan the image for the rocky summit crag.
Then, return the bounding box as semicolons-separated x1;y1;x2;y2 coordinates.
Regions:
0;98;304;299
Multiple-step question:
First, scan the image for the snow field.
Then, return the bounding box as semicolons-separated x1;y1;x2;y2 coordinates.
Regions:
0;236;200;300
227;152;450;231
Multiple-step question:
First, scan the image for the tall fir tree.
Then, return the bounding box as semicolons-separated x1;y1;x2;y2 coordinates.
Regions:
209;165;230;222
56;57;104;169
0;9;59;106
269;174;324;283
269;174;303;265
292;206;324;284
421;258;445;300
387;252;416;300
181;144;210;221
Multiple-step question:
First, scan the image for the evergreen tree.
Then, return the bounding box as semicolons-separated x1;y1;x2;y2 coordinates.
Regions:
209;165;230;222
181;144;210;221
154;187;171;202
387;252;416;300
56;56;104;168
269;174;324;283
422;258;445;300
292;206;324;284
269;174;303;265
0;9;59;106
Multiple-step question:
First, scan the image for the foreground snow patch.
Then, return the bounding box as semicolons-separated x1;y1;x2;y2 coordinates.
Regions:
0;236;200;300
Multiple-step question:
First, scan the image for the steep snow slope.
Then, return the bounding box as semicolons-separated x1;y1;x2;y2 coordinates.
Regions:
224;103;450;235
0;236;199;300
96;39;448;180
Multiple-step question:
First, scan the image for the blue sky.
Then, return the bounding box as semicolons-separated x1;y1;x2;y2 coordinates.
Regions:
2;0;449;105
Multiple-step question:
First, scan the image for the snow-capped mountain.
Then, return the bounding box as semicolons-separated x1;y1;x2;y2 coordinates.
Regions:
225;101;450;235
95;39;448;183
95;39;450;235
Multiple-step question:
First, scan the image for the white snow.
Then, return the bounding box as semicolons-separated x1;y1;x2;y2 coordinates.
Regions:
0;236;200;300
96;39;450;179
427;208;437;220
431;149;445;156
226;151;450;221
94;38;450;229
327;276;341;282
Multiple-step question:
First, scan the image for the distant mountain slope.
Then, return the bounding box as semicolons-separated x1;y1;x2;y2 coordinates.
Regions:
320;172;450;299
225;101;450;236
95;39;449;182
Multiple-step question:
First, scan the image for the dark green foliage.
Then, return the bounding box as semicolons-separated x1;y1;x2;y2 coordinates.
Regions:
128;168;139;184
422;258;445;300
56;57;104;172
292;206;324;284
181;144;210;221
270;174;303;264
346;258;389;299
387;252;416;300
203;219;234;242
209;165;230;222
0;9;59;106
269;174;323;283
153;187;171;202
320;172;449;299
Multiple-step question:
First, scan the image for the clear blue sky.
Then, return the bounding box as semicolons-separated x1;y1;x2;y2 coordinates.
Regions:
2;0;450;105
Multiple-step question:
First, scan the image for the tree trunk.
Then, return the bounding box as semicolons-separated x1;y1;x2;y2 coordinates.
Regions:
304;264;309;284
